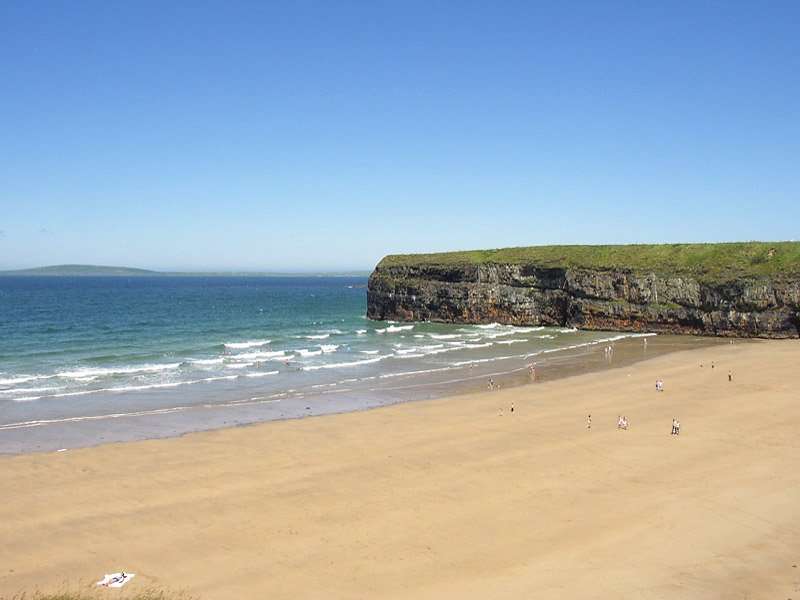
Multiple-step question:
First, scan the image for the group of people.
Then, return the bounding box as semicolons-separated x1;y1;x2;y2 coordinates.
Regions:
584;413;678;435
494;348;727;438
700;361;734;383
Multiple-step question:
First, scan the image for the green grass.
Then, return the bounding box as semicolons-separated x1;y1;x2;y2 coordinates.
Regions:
377;241;800;283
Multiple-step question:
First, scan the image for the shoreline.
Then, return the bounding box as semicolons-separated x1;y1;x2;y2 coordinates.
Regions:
0;333;725;455
2;339;798;598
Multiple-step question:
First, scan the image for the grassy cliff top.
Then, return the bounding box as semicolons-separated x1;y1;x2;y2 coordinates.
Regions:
378;242;800;282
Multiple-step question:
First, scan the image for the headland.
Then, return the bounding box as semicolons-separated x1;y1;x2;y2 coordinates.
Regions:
368;242;800;337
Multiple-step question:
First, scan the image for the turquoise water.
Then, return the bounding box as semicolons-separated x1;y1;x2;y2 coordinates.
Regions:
0;276;655;452
0;276;371;397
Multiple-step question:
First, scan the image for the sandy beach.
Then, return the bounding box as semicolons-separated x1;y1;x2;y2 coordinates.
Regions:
1;339;798;599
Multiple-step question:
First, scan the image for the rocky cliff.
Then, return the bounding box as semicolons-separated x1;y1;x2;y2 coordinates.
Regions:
367;246;800;338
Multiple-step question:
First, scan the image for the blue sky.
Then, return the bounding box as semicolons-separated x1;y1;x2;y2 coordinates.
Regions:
1;1;798;271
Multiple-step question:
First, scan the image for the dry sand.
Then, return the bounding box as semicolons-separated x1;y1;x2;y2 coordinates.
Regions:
1;340;798;599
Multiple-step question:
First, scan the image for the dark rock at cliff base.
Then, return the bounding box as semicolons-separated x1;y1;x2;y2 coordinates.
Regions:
367;263;800;338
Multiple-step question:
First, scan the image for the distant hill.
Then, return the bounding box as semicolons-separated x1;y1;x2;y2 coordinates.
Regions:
0;264;370;277
0;264;160;276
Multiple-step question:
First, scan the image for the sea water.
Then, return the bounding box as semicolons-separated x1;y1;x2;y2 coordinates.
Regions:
0;276;667;452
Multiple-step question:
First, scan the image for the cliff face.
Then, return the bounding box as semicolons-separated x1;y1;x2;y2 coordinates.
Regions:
367;263;800;338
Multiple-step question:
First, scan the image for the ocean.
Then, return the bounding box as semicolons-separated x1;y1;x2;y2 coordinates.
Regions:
0;276;678;453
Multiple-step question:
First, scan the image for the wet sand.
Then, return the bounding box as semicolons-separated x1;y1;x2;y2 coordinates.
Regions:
1;339;798;599
0;334;717;454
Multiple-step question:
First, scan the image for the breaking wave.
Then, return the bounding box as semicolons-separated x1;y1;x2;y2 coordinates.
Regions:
224;340;271;350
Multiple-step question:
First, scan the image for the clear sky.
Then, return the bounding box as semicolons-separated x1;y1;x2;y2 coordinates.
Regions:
1;1;798;271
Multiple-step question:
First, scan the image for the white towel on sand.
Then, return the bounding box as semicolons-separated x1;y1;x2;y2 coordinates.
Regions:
96;572;135;588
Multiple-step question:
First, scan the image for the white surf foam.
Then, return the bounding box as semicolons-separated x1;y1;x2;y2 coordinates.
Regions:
56;363;181;380
233;350;287;361
305;333;330;340
378;366;454;379
482;326;544;338
375;325;414;333
423;346;467;355
418;344;445;351
13;373;246;402
0;374;52;386
0;385;68;395
224;340;271;350
319;344;340;353
446;333;656;368
451;354;520;367
302;356;388;371
244;370;279;378
189;357;225;366
296;348;323;357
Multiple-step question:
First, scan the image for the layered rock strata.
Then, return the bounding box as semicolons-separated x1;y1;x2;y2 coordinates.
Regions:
367;263;800;338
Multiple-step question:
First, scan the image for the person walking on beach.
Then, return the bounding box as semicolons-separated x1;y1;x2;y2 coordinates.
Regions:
510;402;515;414
587;414;591;430
674;418;681;435
728;370;732;382
671;418;677;435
